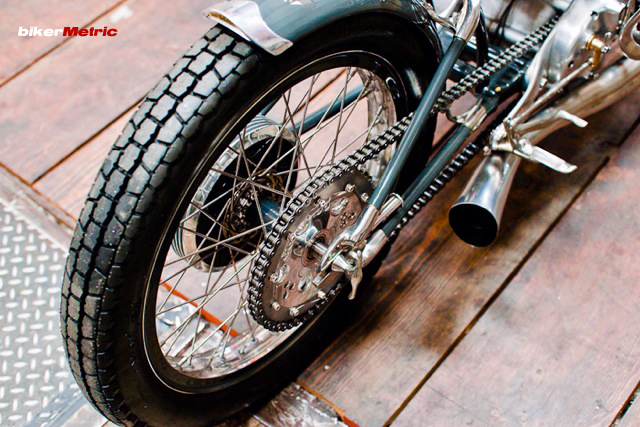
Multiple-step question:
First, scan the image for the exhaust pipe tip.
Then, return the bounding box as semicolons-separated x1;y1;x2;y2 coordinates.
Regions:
448;151;519;248
449;203;498;248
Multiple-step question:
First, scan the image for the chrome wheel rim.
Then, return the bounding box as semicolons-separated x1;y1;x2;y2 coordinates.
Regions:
147;62;398;380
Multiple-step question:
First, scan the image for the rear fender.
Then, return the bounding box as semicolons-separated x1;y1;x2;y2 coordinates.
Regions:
203;0;442;57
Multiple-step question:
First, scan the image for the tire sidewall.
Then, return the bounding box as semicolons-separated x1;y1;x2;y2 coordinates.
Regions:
99;15;437;426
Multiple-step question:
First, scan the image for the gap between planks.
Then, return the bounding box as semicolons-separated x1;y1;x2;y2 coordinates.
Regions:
297;93;640;426
0;162;75;233
385;154;610;427
395;117;640;426
611;380;640;427
0;0;128;89
389;112;640;427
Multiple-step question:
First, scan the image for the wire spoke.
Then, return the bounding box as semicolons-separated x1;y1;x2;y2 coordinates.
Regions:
237;128;271;239
158;201;228;312
212;253;252;360
160;252;255;349
246;84;317;182
332;105;385;161
331;68;352;164
209;168;292;198
310;75;374;177
179;186;234;225
282;91;313;178
156;278;249;316
164;219;274;268
251;71;361;181
177;301;248;365
171;253;255;361
177;225;256;253
292;71;343;116
152;64;395;378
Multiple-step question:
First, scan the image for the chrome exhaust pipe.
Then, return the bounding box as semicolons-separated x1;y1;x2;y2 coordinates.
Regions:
449;57;640;247
449;152;520;247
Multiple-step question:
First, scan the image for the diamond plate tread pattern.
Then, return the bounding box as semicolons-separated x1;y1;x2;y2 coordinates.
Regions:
0;199;77;426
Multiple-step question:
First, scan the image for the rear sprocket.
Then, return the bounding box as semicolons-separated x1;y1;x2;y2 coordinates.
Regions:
249;169;373;331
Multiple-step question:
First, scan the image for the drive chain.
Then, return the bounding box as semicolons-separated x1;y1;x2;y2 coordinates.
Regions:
433;16;558;113
249;18;558;331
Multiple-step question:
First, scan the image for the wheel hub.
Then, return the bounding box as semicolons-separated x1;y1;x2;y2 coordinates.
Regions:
172;115;297;271
259;170;373;323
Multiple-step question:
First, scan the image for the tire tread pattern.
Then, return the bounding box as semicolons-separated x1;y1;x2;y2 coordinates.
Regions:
60;26;258;426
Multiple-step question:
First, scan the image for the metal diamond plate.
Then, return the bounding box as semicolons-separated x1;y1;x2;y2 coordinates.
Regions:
0;198;77;426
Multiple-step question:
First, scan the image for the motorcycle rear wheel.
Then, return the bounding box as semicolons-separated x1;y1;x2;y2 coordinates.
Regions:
61;17;437;426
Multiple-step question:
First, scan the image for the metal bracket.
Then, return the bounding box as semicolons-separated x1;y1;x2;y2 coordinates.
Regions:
449;99;490;132
512;139;577;173
316;194;402;299
489;124;577;174
413;0;480;42
620;7;640;59
412;0;456;31
340;250;363;300
487;59;596;174
319;194;402;271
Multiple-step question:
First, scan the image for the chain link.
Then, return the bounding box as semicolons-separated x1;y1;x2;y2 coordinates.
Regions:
248;118;412;331
248;18;558;331
433;16;558;113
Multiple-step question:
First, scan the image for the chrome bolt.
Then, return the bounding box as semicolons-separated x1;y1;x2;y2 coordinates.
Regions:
289;307;300;317
270;265;289;284
271;302;281;311
298;277;310;292
295;218;311;235
317;291;326;300
331;198;349;216
361;193;369;202
345;183;356;193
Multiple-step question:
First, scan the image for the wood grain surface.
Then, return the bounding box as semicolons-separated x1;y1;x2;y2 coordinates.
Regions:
4;3;640;425
393;121;640;427
33;106;136;218
0;0;213;183
0;0;121;86
297;97;640;426
616;390;640;427
33;112;457;221
33;69;459;221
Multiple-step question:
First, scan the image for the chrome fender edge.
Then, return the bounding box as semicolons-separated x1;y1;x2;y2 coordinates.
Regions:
203;0;441;56
203;1;292;55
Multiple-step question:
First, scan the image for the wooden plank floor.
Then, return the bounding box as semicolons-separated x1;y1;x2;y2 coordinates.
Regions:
2;4;640;427
0;0;122;86
298;95;640;426
0;0;213;182
393;123;640;427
